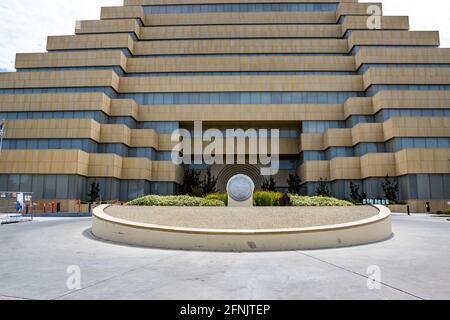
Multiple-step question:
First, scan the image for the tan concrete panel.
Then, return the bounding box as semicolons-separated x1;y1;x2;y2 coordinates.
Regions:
139;24;342;40
3;119;101;141
2;119;175;151
299;148;450;182
119;75;363;93
372;90;450;112
88;153;123;178
395;149;450;176
298;161;330;182
299;116;450;151
349;31;440;49
0;70;119;91
342;16;409;33
329;157;361;180
336;2;382;20
355;47;450;68
0;148;183;182
110;99;139;119
122;157;152;180
351;123;384;145
383;117;450;140
47;34;134;53
363;68;450;90
130;129;159;148
360;153;397;178
76;19;141;37
100;124;131;145
343;97;373;118
152;161;184;184
0;92;111;113
101;6;144;20
137;104;344;122
134;39;349;55
0;150;89;176
127;55;356;73
324;129;352;147
15;51;127;70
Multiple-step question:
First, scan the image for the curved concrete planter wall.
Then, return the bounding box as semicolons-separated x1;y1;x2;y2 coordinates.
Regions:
92;205;392;252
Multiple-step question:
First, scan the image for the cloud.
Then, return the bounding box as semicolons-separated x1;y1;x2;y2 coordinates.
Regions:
361;0;450;47
0;0;448;70
0;0;122;70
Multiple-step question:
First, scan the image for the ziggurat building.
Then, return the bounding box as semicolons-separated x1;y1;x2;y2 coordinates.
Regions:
0;0;449;212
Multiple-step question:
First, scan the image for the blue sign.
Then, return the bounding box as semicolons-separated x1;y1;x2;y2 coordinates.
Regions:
363;199;390;206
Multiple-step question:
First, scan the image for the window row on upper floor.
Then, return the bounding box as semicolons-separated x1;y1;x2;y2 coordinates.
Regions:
300;138;450;162
121;92;363;104
186;159;299;171
304;110;450;133
0;111;179;133
1;139;173;161
346;109;450;128
143;3;337;14
15;63;450;77
3;109;449;135
2;86;450;105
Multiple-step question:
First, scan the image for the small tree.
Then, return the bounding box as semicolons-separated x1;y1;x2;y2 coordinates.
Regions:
182;169;202;196
287;174;302;195
350;182;367;203
202;168;218;195
262;177;277;192
382;174;399;203
316;178;330;197
88;182;100;203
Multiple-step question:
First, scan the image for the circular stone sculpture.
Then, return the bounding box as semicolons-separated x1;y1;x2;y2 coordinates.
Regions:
227;174;255;206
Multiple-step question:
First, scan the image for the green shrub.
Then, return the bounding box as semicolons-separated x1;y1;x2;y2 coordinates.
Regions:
253;191;284;207
290;196;354;207
200;199;227;207
204;193;228;206
127;195;225;207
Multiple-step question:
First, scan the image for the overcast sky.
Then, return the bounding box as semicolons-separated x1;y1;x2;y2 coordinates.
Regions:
0;0;449;71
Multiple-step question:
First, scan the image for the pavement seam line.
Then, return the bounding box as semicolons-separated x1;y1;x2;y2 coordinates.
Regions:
297;251;426;301
0;294;34;301
50;262;155;300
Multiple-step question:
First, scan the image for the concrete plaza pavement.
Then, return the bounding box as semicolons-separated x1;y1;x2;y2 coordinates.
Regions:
0;214;449;300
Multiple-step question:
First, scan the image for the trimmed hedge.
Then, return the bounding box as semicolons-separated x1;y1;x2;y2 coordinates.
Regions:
127;194;353;207
204;193;228;206
253;191;284;207
127;195;225;207
290;196;354;207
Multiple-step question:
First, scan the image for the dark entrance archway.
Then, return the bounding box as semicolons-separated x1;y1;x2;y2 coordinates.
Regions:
216;165;263;193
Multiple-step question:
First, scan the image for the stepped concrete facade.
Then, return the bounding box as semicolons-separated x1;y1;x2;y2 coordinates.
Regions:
0;0;449;212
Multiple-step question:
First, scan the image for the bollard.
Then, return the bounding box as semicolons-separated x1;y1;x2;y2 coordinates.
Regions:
426;202;431;213
407;205;411;216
